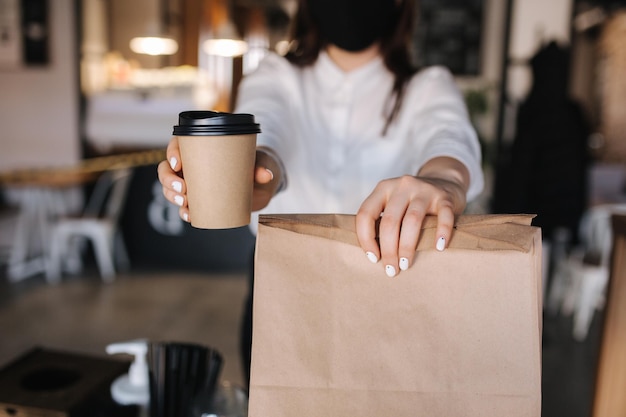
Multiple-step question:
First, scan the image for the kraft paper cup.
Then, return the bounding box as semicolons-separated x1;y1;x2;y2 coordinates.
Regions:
173;111;261;229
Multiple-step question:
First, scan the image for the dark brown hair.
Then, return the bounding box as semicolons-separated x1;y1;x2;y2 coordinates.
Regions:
286;0;418;135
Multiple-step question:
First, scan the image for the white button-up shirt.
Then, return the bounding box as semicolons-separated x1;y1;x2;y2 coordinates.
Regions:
235;51;484;234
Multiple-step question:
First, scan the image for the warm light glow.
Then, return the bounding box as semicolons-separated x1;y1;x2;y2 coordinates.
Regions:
275;40;291;56
129;37;179;56
203;38;249;57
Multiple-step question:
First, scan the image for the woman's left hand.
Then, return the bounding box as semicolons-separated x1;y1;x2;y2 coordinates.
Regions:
355;157;470;277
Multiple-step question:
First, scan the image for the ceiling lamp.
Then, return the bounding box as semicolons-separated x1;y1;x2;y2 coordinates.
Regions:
130;36;179;56
203;21;248;57
203;38;248;57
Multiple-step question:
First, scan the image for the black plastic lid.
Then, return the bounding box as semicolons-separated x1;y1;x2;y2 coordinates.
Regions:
173;111;261;136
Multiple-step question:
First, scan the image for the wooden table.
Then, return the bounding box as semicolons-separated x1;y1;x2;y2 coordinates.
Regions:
0;149;165;282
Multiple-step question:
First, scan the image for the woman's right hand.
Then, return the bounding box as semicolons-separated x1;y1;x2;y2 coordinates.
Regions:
252;148;284;211
157;136;190;222
157;138;284;223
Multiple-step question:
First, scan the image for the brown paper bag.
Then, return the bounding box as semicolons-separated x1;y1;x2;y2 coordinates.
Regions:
250;214;542;417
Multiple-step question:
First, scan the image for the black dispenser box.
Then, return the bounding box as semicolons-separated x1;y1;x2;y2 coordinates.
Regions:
0;347;130;417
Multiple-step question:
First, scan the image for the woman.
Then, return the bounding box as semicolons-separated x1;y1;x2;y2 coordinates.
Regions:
158;0;484;385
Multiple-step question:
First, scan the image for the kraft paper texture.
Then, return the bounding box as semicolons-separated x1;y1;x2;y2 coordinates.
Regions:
178;134;256;229
249;213;542;417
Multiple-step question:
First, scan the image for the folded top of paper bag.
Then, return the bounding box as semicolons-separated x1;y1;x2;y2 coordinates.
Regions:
258;213;538;252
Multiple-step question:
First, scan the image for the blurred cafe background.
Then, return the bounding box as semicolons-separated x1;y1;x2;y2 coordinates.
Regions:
1;0;626;416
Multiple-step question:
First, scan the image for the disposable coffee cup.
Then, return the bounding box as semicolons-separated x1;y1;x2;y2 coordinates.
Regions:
173;110;261;229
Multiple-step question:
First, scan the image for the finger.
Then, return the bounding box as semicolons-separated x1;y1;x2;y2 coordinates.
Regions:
435;204;455;251
377;190;413;277
255;166;274;185
356;189;387;266
162;186;186;209
156;160;170;186
157;160;186;195
179;207;190;223
398;204;427;271
158;164;186;209
166;136;182;172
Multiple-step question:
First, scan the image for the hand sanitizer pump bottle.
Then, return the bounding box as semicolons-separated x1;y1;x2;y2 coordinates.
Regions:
106;339;150;416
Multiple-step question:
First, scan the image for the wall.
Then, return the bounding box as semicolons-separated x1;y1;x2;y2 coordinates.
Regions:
508;0;574;100
455;0;508;145
0;0;80;171
459;0;574;144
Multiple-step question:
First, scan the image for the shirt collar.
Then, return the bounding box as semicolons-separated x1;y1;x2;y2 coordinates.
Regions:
314;49;388;90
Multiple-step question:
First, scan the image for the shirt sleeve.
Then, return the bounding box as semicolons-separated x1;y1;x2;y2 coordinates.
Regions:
406;66;485;202
234;53;295;172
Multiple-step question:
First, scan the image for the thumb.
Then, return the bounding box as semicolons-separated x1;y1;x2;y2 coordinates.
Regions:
255;166;274;185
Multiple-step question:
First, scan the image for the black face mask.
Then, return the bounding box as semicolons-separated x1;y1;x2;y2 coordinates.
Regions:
309;0;396;52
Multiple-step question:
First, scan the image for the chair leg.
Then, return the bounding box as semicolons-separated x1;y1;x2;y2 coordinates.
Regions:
573;265;610;341
560;262;583;317
62;235;85;275
46;227;67;284
91;231;116;283
114;231;130;273
546;257;575;316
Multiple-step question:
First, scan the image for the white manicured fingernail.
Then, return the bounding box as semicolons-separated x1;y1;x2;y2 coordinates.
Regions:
169;157;178;170
366;251;378;264
385;265;397;277
174;195;184;206
182;212;189;222
172;181;182;193
399;257;409;271
266;168;274;181
436;237;446;252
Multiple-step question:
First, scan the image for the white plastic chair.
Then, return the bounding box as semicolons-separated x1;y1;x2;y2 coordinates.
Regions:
548;204;626;340
46;167;134;283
